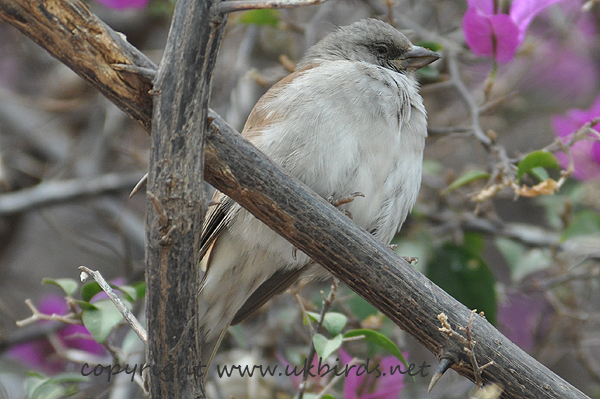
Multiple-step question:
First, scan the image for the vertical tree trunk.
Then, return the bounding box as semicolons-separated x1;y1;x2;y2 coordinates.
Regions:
144;1;227;397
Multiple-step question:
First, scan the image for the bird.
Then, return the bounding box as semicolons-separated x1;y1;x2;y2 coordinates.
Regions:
198;18;440;374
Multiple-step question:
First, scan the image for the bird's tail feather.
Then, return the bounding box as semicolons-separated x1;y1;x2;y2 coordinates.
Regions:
200;325;230;381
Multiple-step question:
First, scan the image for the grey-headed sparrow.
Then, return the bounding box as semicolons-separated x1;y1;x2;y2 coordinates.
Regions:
198;18;439;371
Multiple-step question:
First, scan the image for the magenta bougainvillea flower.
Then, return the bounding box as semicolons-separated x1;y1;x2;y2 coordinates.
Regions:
340;349;406;399
498;292;549;352
7;295;105;374
552;95;600;180
463;0;563;63
96;0;150;10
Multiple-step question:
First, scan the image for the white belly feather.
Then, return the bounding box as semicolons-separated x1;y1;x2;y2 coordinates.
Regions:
199;60;427;340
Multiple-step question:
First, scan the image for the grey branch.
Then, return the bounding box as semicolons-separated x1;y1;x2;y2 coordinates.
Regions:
216;0;328;14
0;172;144;216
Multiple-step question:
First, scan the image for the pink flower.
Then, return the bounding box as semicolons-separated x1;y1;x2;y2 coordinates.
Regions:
552;95;600;180
463;0;563;63
340;349;406;399
498;292;549;352
95;0;150;10
7;295;105;374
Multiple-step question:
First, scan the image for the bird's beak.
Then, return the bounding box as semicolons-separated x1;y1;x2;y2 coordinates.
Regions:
399;46;440;70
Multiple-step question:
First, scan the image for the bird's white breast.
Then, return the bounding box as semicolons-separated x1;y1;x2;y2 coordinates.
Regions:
229;60;427;266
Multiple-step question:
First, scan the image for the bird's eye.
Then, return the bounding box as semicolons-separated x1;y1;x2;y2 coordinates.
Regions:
375;44;389;55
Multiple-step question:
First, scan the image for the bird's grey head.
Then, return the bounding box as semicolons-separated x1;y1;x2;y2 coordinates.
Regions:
298;18;440;73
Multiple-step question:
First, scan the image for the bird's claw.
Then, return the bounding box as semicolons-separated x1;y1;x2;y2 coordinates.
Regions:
328;191;365;208
327;192;364;220
402;256;419;265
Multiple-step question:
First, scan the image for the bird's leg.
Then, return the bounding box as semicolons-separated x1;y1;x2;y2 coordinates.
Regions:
328;191;365;207
326;192;365;219
402;256;419;265
387;244;419;265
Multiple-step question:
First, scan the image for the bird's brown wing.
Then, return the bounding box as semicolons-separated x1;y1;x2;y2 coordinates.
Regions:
200;192;309;324
199;192;238;270
202;64;320;319
232;264;310;325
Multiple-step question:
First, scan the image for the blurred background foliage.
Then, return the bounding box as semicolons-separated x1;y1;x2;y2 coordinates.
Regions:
0;0;599;398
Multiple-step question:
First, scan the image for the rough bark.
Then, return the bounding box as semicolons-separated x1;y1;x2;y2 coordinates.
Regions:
0;0;154;131
144;0;226;397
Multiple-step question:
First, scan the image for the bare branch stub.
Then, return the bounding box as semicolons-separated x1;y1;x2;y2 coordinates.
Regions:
437;311;495;389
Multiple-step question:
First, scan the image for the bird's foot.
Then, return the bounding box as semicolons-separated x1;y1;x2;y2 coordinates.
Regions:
388;245;418;264
327;192;364;219
402;256;419;265
328;191;365;208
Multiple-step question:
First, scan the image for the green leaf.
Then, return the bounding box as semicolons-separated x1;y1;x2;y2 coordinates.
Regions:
122;325;146;352
73;300;98;310
495;237;526;271
343;329;408;367
347;295;378;320
130;281;146;300
422;159;443;175
81;282;103;302
426;242;497;324
81;299;127;343
50;372;90;384
24;376;65;399
147;0;175;16
563;209;600;240
24;372;89;399
305;311;320;325
239;9;280;26
530;166;549;182
463;231;485;257
512;248;552;282
417;66;440;80
42;278;78;297
495;236;552;282
312;333;342;359
517;151;559;181
322;312;347;336
305;312;347;335
416;41;443;52
442;170;490;194
114;284;136;302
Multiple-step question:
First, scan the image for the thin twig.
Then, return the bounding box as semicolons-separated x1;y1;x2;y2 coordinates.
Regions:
216;0;328;14
293;290;315;335
298;279;338;399
79;266;147;344
16;299;81;327
428;126;473;135
447;51;491;149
